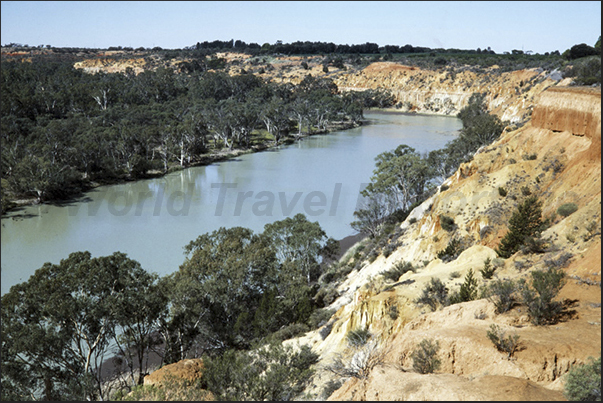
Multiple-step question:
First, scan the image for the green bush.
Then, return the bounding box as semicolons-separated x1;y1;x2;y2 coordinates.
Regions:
498;187;508;197
202;343;318;401
487;279;517;314
557;203;578;217
440;215;456;232
411;339;441;374
346;328;372;347
520;235;548;255
563;356;601;401
381;261;414;282
486;324;521;359
571;56;601;85
415;277;449;311
520;266;566;325
116;376;212;401
308;308;335;329
270;323;311;341
497;196;543;258
321;379;343;400
480;258;496;279
521;186;532;196
382;241;398;257
449;269;479;304
437;238;464;262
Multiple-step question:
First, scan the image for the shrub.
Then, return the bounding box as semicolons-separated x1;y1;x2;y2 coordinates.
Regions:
522;153;538;160
346;328;372;347
480;257;496;279
440;184;449;192
381;260;414;282
202;343;318;401
520;266;566;325
437;238;464;262
313;285;340;306
497;196;543;258
521;186;532;196
270;323;311;342
321;379;343;400
498;187;508;197
325;339;390;380
492;257;505;267
563;356;601;401
449;269;479;304
308;308;335;329
557;203;578;217
487;279;517;314
520;236;548;254
415;277;449;311
544;252;573;269
319;322;334;340
571;55;601;85
367;249;379;263
486;324;521;359
411;339;441;374
119;376;212;401
440;215;456;232
382;242;398;257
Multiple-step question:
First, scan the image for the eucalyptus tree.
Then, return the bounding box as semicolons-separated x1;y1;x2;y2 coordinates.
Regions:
362;144;433;211
260;97;292;145
1;251;164;401
164;227;279;356
207;99;237;149
290;96;312;137
263;213;339;287
231;99;261;148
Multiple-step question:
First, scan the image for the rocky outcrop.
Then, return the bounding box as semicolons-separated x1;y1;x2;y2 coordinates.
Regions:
143;358;207;387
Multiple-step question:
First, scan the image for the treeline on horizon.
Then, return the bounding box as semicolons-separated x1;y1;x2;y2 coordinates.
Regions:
2;37;576;56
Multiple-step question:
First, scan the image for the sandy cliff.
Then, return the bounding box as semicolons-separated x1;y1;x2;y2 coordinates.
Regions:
304;85;600;400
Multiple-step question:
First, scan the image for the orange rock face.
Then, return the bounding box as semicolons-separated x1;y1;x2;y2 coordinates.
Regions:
531;86;601;160
143;358;206;387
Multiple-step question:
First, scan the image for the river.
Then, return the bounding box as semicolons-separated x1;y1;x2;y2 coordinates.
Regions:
1;111;462;294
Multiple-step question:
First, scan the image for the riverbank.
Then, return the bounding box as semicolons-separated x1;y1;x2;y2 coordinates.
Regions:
1;120;362;216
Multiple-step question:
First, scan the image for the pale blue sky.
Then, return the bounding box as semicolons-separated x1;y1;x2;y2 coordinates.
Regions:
1;1;600;54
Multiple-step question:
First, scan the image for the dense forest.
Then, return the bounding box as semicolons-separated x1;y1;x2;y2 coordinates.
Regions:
0;58;391;212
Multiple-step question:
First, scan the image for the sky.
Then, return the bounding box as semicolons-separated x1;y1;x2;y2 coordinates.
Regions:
1;1;601;54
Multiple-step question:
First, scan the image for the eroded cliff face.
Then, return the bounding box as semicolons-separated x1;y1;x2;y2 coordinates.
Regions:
70;53;568;125
299;86;601;400
332;61;565;123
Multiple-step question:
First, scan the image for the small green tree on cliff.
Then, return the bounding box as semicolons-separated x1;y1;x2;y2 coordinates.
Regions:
497;196;543;258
